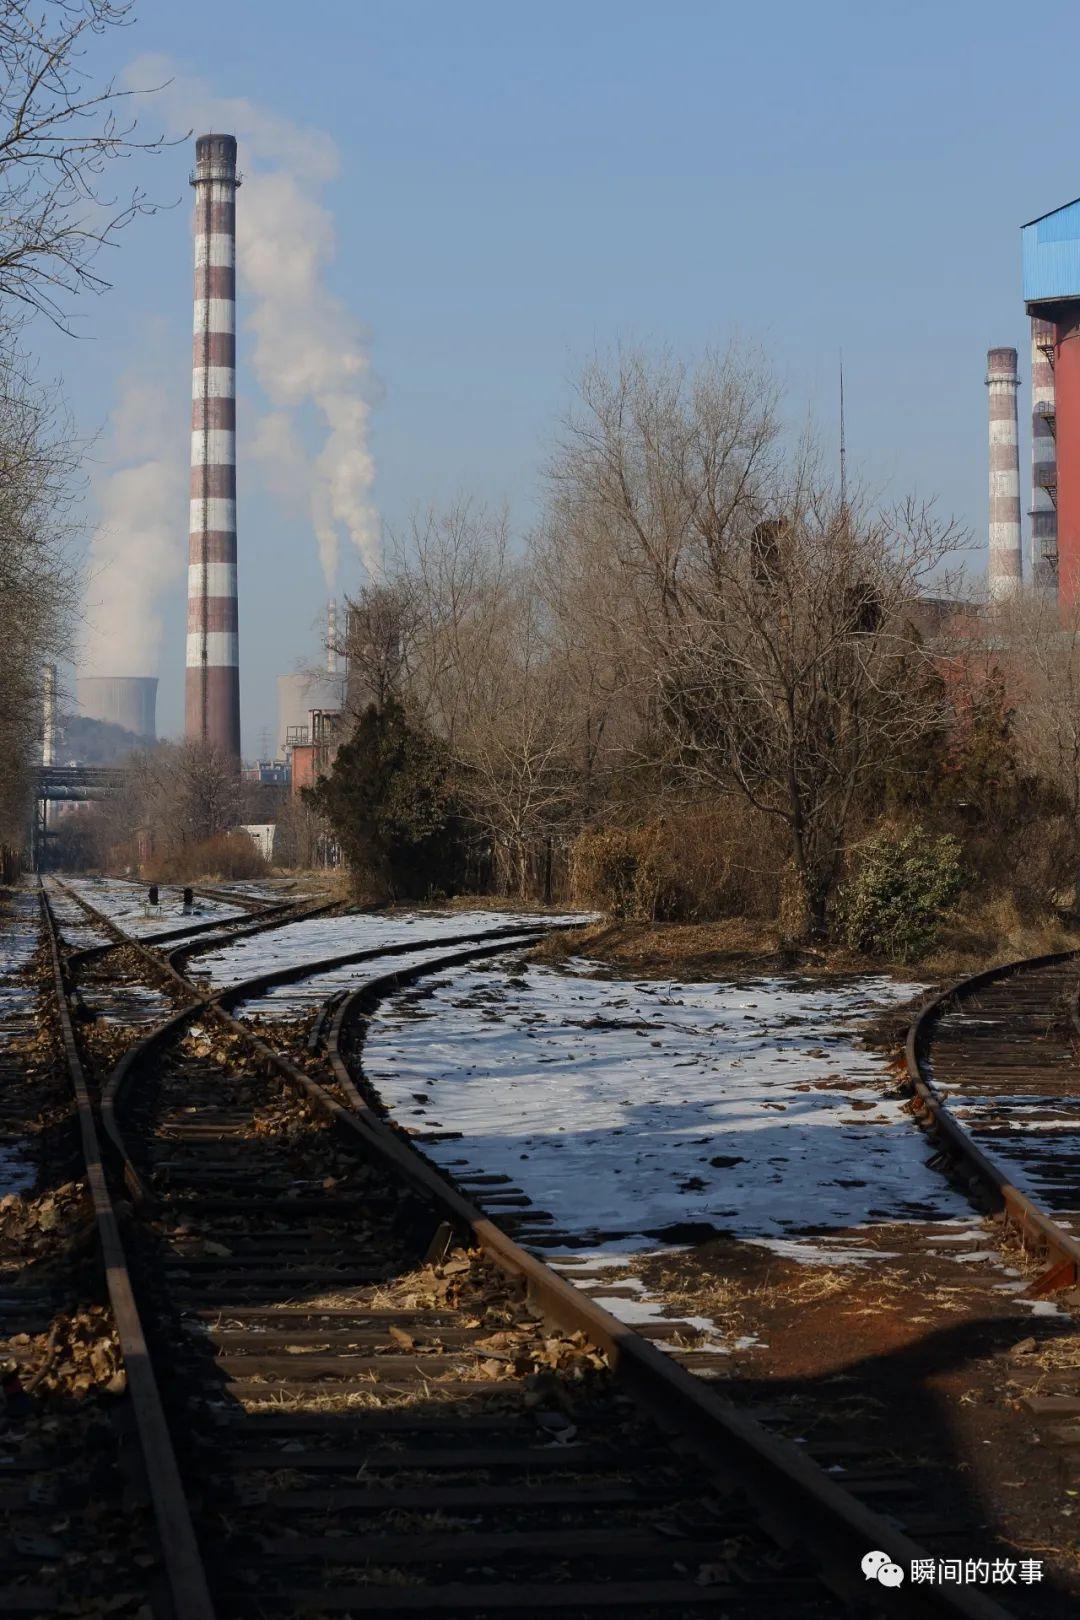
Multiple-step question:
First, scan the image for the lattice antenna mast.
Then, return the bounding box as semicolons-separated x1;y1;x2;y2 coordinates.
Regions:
839;351;847;512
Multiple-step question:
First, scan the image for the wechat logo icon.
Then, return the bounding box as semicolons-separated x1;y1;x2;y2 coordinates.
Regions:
863;1551;905;1587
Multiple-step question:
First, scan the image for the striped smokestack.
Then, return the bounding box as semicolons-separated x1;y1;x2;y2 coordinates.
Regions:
327;599;338;675
1030;317;1058;594
186;133;241;759
42;664;57;767
986;346;1022;599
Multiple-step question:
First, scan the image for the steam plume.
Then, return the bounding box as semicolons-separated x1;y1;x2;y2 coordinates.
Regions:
82;324;187;675
131;58;379;584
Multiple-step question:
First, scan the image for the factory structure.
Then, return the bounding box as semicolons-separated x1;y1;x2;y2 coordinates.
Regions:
67;131;348;809
183;132;348;789
987;193;1080;603
186;133;242;758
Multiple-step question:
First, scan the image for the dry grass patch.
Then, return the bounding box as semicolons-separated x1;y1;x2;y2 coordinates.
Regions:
922;896;1080;979
531;918;783;979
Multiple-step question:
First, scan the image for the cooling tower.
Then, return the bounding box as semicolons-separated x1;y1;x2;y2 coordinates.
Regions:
77;675;158;737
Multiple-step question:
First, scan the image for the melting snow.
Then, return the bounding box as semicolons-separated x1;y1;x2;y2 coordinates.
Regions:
365;959;973;1249
60;876;246;938
0;887;40;1194
233;936;543;1019
200;910;591;991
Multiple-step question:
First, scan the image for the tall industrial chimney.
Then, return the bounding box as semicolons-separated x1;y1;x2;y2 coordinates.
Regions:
987;346;1022;599
327;600;338;675
1030;317;1058;593
42;664;57;766
186;133;241;760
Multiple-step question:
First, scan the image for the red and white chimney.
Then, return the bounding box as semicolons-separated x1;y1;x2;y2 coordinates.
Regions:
186;133;241;759
327;599;338;675
987;346;1022;599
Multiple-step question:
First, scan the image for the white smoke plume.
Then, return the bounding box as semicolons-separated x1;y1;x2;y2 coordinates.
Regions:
128;57;379;584
81;322;187;676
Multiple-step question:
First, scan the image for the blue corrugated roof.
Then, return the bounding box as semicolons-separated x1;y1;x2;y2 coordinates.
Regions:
1023;196;1080;304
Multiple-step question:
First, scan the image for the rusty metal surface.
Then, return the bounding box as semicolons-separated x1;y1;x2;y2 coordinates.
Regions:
38;884;217;1620
906;950;1080;1292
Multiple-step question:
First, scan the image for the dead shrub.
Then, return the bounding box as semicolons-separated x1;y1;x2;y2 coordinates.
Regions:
570;828;642;918
147;830;268;883
570;803;785;921
993;813;1080;918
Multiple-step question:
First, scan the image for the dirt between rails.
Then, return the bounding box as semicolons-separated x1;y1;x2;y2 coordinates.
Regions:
256;998;1079;1618
0;926;159;1619
623;1226;1080;1619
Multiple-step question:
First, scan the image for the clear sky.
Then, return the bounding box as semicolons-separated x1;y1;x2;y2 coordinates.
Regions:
37;0;1080;750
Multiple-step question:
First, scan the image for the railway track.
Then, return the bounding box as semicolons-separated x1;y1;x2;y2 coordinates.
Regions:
6;876;1021;1617
907;951;1080;1493
907;952;1080;1295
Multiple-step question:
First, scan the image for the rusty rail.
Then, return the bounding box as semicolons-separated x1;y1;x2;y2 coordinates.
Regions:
45;876;1013;1620
37;883;217;1620
905;950;1080;1295
310;955;1012;1620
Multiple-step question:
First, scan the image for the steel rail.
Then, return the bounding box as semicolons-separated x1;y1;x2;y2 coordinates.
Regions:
103;931;544;1209
65;893;339;971
37;883;217;1620
905;949;1080;1294
48;878;1011;1620
312;958;1012;1620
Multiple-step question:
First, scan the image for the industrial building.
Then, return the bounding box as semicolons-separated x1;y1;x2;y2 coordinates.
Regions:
277;670;346;759
1019;195;1080;601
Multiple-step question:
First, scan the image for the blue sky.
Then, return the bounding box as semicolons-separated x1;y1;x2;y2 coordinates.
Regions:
37;0;1080;750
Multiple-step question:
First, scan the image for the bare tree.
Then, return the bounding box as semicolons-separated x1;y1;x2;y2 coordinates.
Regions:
449;575;576;896
541;346;965;933
0;1;167;327
535;343;783;817
101;740;239;863
0;4;168;871
543;343;781;665
0;351;79;859
341;502;582;896
153;740;239;846
658;472;963;935
343;577;417;713
1002;594;1080;819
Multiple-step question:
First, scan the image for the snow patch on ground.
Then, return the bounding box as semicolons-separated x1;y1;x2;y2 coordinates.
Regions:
201;911;591;991
42;884;112;949
233;936;543;1019
747;1236;904;1266
0;887;40;1194
366;960;970;1247
61;876;246;938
